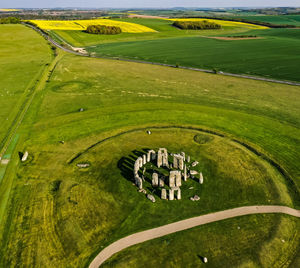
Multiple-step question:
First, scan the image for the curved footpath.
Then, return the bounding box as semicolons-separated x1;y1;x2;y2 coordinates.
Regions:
89;205;300;268
24;23;300;87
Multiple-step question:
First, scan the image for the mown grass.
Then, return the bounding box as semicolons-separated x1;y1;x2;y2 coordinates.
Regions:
102;214;300;268
87;28;300;82
0;25;299;267
0;24;52;151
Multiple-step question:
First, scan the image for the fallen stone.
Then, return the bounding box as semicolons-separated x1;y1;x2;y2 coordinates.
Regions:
77;163;90;168
21;151;28;162
192;161;199;167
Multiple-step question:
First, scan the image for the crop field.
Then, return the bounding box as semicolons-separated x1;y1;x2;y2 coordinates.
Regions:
87;27;300;82
0;20;299;268
168;18;269;29
28;19;156;33
50;17;267;47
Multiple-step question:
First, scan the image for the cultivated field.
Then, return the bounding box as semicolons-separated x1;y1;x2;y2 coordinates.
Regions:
29;18;156;33
0;22;299;267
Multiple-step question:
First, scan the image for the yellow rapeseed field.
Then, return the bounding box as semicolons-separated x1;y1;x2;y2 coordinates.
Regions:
28;19;156;33
0;8;20;12
168;18;268;29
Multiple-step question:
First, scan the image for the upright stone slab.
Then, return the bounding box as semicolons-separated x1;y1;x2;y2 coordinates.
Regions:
173;154;184;170
143;154;147;165
134;160;140;175
175;171;182;187
147;150;155;162
152;173;159;187
181;151;185;161
137;157;143;168
187;155;190;162
161;189;167;200
169;171;176;187
135;175;143;189
176;188;181;200
183;164;187;181
159;179;165;187
199;172;204;184
169;189;174;200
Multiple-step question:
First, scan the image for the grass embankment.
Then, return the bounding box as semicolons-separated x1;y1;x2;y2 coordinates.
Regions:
0;48;299;267
86;27;300;82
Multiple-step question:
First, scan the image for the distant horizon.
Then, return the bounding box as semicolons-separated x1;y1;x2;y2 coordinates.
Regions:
2;6;300;10
1;0;300;9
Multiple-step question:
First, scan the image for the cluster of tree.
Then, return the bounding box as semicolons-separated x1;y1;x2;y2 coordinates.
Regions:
85;24;122;34
173;20;221;30
178;16;298;28
0;17;20;24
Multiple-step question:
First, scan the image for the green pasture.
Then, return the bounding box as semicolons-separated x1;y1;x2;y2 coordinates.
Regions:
237;15;300;26
87;28;300;82
0;24;52;151
0;24;299;267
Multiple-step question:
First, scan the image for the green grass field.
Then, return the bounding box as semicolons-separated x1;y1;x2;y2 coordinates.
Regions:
0;24;299;267
237;15;300;26
0;24;52;151
87;28;300;82
102;214;300;267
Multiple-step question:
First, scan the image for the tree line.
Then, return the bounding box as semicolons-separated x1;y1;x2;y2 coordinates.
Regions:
85;25;122;35
173;20;221;30
0;17;20;24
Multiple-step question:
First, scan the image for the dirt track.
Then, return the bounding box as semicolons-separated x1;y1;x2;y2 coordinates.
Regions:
89;205;300;268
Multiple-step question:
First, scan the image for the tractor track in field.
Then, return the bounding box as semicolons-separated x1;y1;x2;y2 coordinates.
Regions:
24;23;300;87
89;205;300;267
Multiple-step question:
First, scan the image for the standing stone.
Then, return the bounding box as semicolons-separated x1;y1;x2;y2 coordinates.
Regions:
147;150;155;162
137;157;143;168
169;171;176;187
183;164;187;181
135;175;143;190
152;173;159;187
199;172;204;184
176;188;181;200
143;154;147;165
173;154;184;170
181;152;185;161
21;151;28;162
169;189;174;200
159;179;165;187
161;188;167;200
175;171;182;187
187;155;190;162
134;160;140;175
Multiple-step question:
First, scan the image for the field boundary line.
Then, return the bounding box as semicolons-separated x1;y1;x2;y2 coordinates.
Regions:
89;205;300;267
24;22;300;87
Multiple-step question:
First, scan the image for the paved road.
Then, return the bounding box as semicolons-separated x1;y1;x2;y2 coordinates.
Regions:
89;205;300;268
24;23;300;87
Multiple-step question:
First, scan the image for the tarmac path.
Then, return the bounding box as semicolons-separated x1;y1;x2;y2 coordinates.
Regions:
89;205;300;267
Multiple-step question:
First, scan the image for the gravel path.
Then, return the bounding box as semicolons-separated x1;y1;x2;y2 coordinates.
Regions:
89;205;300;268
